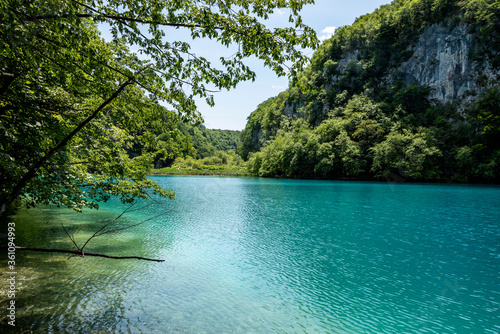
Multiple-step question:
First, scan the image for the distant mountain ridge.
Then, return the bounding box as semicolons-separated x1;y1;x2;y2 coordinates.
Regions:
238;0;500;182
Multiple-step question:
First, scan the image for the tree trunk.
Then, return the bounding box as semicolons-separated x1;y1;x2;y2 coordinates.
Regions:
0;77;135;218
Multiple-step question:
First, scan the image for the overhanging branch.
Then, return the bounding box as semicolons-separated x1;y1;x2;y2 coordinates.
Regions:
18;12;221;31
1;66;149;216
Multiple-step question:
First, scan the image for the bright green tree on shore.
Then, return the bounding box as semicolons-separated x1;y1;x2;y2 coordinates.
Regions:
0;0;318;216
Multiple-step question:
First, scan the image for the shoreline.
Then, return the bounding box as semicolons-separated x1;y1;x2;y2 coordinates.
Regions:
148;170;500;186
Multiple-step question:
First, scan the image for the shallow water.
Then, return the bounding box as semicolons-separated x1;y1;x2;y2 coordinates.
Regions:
1;176;500;333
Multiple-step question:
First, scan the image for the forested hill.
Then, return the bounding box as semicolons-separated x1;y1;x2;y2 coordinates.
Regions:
238;0;500;183
178;123;241;159
128;120;240;169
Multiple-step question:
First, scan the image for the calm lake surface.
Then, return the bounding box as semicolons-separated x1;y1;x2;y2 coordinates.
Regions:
1;176;500;333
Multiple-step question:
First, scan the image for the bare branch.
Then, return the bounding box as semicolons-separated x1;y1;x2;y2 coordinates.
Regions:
79;202;136;253
3;246;164;262
61;223;81;251
95;211;169;236
4;201;172;263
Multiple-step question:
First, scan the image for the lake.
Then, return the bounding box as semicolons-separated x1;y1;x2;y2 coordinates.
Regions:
1;176;500;333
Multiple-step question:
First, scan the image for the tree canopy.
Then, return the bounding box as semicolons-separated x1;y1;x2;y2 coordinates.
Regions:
0;0;318;216
241;0;500;183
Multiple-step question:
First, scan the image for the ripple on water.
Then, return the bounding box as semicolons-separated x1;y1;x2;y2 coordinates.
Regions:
3;178;500;333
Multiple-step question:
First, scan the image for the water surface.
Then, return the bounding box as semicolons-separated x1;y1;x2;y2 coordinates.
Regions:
1;177;499;333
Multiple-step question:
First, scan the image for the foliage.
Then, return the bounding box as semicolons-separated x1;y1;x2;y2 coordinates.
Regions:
449;87;500;181
237;91;292;159
246;90;466;181
240;0;500;183
467;87;500;149
461;0;500;67
0;0;318;215
128;121;241;168
151;151;249;176
178;123;241;160
370;127;442;180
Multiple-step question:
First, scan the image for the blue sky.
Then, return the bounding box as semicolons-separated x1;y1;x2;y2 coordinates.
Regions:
195;0;392;130
100;0;392;130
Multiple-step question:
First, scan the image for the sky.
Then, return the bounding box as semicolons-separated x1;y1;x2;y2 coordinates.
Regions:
195;0;392;130
101;0;392;130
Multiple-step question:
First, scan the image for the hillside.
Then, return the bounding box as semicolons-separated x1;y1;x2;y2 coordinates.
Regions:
177;123;241;159
238;0;500;182
126;119;240;169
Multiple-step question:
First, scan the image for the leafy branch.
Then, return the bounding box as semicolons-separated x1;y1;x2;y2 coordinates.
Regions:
1;65;149;216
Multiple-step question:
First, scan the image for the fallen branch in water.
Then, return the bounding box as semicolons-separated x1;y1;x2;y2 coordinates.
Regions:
1;246;165;262
4;196;172;263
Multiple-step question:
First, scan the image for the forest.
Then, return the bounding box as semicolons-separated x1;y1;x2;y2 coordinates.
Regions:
146;123;247;176
136;0;500;182
2;0;500;220
237;0;500;183
130;121;241;169
2;1;500;331
0;0;317;216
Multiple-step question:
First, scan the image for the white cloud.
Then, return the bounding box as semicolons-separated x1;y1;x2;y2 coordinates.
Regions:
319;26;336;41
276;9;286;15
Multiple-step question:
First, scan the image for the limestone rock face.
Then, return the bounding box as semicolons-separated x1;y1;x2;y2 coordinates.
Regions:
242;17;500;154
334;22;499;105
396;22;486;104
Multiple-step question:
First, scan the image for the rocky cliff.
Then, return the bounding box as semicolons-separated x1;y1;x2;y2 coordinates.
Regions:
239;0;500;182
392;22;497;104
329;20;498;108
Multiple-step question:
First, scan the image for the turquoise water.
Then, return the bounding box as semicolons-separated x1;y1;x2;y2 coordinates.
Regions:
1;176;500;333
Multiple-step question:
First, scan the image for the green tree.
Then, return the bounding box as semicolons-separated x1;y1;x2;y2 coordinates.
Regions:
0;0;318;216
370;127;442;180
467;87;500;150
